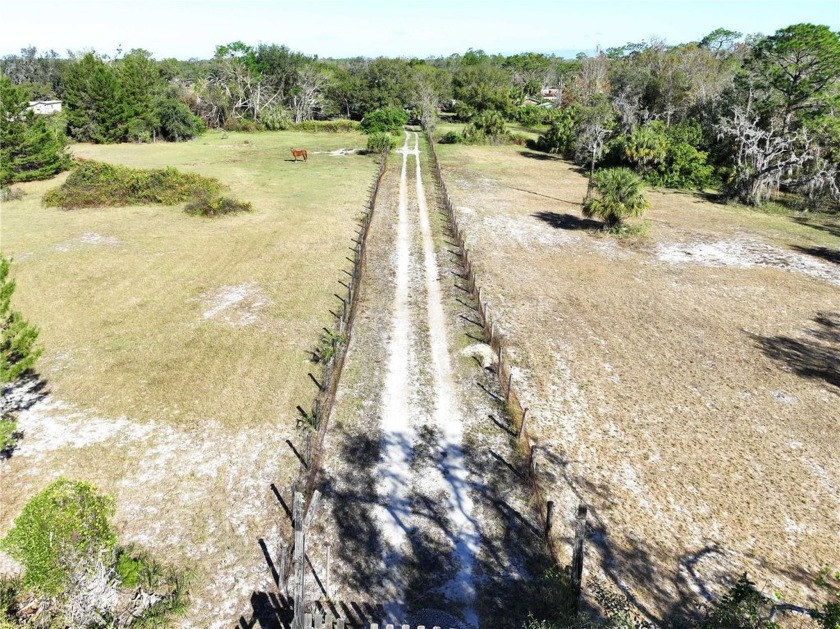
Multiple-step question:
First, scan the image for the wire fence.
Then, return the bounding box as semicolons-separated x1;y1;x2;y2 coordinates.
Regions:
424;131;562;559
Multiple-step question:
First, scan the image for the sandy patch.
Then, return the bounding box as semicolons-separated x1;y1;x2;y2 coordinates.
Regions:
200;283;268;326
53;232;120;252
656;238;840;286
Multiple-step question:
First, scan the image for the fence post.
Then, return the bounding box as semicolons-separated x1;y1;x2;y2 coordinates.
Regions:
325;542;331;601
529;445;537;478
506;371;513;403
545;500;554;538
571;503;588;611
517;407;529;439
292;492;306;629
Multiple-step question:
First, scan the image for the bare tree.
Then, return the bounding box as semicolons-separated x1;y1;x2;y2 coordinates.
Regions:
717;108;832;206
290;65;327;123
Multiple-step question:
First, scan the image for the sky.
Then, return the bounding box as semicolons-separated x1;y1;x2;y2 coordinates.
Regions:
1;0;838;60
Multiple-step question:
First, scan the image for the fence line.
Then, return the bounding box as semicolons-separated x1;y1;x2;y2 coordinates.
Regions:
423;131;561;559
291;154;388;520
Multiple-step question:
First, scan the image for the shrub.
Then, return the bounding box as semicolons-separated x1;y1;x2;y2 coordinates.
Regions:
183;190;252;217
291;119;358;133
535;107;580;156
583;167;650;229
0;479;116;595
438;131;463;144
360;107;408;135
156;96;204;142
260;106;291;131
1;256;42;384
463;110;507;142
366;132;397;153
43;161;222;209
611;121;715;190
515;104;556;127
0;186;22;202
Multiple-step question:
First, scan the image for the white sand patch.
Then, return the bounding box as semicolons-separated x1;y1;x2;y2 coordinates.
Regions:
414;132;479;627
53;232;120;252
373;131;415;584
200;283;268;326
5;388;290;626
313;148;363;156
655;238;840;285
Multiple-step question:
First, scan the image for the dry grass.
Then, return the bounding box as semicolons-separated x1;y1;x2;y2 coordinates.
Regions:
435;142;840;621
0;129;377;626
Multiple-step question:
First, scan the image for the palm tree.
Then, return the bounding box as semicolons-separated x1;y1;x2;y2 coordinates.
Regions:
582;167;650;229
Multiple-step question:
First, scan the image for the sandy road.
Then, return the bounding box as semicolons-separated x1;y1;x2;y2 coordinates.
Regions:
319;131;542;629
370;132;479;625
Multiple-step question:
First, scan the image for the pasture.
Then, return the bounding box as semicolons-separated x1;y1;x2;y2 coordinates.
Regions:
0;129;377;626
434;142;840;619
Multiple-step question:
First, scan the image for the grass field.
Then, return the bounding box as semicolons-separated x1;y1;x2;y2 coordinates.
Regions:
435;142;840;621
0;129;377;626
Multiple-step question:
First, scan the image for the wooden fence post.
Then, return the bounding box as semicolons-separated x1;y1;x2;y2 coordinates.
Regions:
292;492;306;629
545;500;554;538
325;542;331;601
571;503;588;611
529;445;537;478
517;407;529;439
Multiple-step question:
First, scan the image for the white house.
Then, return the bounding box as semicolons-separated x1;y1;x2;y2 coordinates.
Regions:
27;100;62;115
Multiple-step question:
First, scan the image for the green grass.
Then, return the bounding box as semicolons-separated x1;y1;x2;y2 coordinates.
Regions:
0;418;17;451
1;129;377;429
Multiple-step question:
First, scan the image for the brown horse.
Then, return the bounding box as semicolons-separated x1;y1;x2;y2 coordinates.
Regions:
290;148;308;162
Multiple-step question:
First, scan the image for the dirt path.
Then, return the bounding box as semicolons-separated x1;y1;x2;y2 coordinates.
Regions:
316;133;545;628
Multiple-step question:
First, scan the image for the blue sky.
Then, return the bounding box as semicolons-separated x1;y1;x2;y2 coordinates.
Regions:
1;0;838;59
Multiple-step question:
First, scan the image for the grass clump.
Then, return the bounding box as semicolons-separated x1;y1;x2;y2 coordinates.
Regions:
0;415;19;457
43;160;223;209
184;190;252;217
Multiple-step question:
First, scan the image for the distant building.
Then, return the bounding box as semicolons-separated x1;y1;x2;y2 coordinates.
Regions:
27;100;62;115
541;88;560;101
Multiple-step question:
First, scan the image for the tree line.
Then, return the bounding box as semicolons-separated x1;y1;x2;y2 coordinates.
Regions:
2;23;838;208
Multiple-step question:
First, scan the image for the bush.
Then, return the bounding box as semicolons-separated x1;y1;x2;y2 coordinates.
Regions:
611;121;715;190
156;96;204;142
583;167;650;229
43;161;223;209
0;479;116;595
535;107;580;156
438;131;464;144
291;119;358;133
366;132;397;153
0;187;22;202
184;190;252;217
464;110;507;142
260;106;291;131
515;104;556;127
360;107;408;135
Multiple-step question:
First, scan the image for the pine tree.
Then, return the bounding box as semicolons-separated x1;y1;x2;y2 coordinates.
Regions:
0;77;70;186
63;53;129;143
0;256;42;383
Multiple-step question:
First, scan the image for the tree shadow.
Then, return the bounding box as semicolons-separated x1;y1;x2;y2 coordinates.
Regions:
748;311;840;390
518;151;564;162
790;245;840;265
791;216;840;238
532;212;601;231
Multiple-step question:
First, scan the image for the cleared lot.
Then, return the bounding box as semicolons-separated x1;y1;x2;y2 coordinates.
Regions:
435;142;840;620
1;130;377;626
